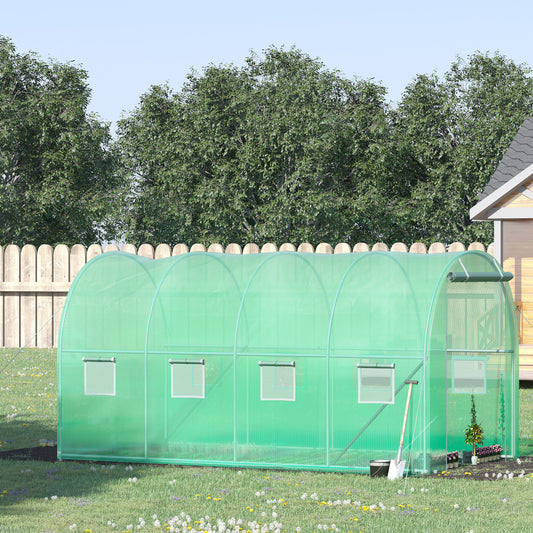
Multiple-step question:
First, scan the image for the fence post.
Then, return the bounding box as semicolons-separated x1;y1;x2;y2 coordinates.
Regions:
4;245;21;347
37;245;54;348
316;243;333;254
448;242;466;252
428;242;446;254
243;243;260;254
391;243;408;252
21;245;37;347
155;244;172;258
297;243;314;253
225;243;242;254
334;243;352;254
409;242;427;254
353;243;370;252
53;245;70;348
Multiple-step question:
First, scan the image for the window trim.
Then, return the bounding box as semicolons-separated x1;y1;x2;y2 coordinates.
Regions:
451;356;487;394
258;361;296;401
83;357;116;396
169;358;205;399
357;363;395;404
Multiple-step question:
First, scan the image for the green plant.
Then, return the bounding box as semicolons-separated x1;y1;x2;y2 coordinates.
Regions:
465;394;484;456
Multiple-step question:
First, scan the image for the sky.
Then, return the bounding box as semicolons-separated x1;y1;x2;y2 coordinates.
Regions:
3;0;533;132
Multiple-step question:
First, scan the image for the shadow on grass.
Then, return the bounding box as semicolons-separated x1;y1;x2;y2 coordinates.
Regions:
0;418;56;452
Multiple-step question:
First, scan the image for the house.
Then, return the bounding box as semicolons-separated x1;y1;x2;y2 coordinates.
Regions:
470;116;533;379
57;250;518;472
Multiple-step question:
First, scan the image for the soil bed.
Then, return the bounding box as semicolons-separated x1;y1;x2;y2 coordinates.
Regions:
0;445;58;462
428;456;533;480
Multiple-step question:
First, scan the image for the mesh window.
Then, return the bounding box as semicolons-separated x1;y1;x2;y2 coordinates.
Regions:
452;358;486;394
260;363;295;401
358;365;394;404
84;359;116;396
170;360;205;398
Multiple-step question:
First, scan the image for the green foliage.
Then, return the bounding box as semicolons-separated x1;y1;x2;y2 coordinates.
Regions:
4;38;533;247
0;36;119;246
117;48;533;248
465;395;484;455
115;46;402;247
393;51;533;245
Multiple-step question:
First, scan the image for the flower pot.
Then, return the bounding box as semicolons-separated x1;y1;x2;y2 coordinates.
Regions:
471;455;478;465
369;460;390;477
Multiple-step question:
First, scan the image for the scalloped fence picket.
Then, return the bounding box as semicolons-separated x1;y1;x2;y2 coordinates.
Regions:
0;241;493;348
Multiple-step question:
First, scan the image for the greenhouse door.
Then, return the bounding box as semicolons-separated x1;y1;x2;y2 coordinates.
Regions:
445;279;513;457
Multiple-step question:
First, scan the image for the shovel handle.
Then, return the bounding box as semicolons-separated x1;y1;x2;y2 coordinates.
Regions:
397;380;418;463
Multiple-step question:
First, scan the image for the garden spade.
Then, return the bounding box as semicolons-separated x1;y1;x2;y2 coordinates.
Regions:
388;380;418;480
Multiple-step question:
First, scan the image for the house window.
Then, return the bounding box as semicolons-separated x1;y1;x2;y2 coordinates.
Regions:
358;364;395;404
259;361;295;401
452;357;487;394
170;359;205;398
83;357;116;396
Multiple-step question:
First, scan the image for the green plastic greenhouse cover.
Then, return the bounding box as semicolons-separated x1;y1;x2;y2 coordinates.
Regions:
57;250;519;474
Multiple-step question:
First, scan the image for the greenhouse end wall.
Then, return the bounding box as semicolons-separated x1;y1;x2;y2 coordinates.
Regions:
57;251;518;473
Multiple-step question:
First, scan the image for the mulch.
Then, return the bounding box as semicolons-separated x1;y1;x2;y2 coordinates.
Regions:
0;445;58;462
427;456;533;480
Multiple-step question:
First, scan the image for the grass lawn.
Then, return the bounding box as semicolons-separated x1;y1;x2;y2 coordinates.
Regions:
1;348;533;533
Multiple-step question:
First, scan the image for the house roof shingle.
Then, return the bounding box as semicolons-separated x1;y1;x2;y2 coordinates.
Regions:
478;116;533;202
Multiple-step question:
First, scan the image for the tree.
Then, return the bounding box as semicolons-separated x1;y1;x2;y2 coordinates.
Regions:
116;46;398;247
393;52;533;245
0;36;118;246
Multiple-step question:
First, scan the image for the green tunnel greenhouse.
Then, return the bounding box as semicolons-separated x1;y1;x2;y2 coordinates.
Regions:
57;250;519;474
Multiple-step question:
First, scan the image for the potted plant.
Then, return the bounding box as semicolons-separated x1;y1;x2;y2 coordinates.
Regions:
447;451;459;468
464;395;484;465
476;444;503;463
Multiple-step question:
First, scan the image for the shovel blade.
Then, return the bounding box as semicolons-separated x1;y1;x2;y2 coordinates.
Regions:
387;459;406;480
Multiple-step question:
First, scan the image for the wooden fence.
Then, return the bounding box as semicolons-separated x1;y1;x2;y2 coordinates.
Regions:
0;241;493;349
